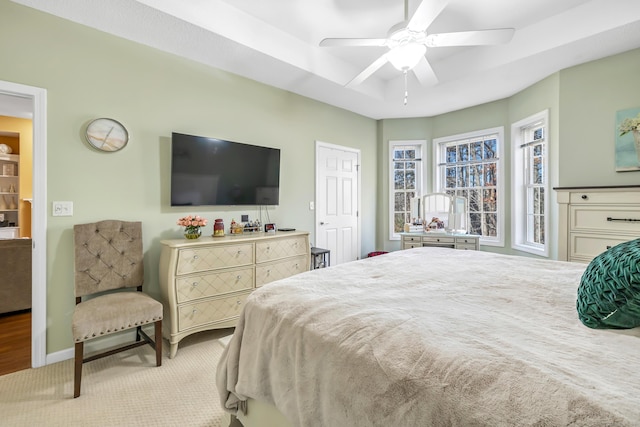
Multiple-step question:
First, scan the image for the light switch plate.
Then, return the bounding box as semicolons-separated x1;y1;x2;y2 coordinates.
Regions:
52;201;73;216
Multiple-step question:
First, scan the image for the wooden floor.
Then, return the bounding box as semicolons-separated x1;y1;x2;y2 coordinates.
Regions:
0;310;31;375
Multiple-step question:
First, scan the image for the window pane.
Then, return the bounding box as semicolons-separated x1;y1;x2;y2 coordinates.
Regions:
446;146;456;163
469;213;482;235
484;213;497;237
394;213;405;233
394;162;404;170
533;157;543;184
539;187;544;214
405;170;416;189
468;189;481;212
483;188;496;212
472;141;483;160
533;127;543;141
484;139;497;158
458;144;469;162
394;150;404;160
405;149;416;159
533;143;542;156
406;192;415;214
457;166;468;187
485;163;497;186
394;192;405;211
445;167;456;188
406;161;416;169
394;170;405;190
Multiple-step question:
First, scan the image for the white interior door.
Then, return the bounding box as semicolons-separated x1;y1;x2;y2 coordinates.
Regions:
315;142;360;266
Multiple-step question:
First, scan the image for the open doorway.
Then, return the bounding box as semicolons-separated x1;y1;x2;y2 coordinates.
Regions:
0;81;47;370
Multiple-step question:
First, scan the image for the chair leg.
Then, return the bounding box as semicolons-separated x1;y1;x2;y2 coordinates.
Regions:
155;320;162;367
136;325;142;342
74;342;83;398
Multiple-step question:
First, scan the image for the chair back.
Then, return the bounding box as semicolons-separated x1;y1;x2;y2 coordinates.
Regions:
74;220;144;298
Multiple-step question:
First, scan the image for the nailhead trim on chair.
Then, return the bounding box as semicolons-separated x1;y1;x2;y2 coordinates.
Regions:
75;315;163;342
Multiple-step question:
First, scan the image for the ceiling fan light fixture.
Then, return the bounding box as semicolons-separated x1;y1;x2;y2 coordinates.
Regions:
387;43;427;71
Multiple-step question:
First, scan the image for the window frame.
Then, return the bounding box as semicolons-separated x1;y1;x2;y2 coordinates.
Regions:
433;127;505;247
511;110;549;257
388;140;426;241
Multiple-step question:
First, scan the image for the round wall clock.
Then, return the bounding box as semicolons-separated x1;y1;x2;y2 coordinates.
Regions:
85;118;129;152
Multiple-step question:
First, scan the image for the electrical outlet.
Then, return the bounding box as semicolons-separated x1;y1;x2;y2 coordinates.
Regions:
52;201;73;216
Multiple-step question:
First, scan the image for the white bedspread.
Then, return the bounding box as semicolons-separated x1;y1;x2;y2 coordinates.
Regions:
217;247;640;426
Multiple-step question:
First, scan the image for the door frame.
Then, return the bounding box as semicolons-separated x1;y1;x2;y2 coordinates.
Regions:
314;140;362;262
0;80;47;368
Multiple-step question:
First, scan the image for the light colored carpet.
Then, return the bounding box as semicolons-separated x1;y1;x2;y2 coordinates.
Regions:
0;329;234;427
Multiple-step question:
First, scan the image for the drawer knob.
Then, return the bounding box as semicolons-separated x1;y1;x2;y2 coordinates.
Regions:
436;238;440;242
191;281;198;287
581;194;588;200
237;300;242;305
236;275;241;280
192;255;199;260
192;309;197;315
606;245;612;249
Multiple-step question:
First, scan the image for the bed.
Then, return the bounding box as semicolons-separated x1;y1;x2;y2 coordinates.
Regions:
216;247;640;426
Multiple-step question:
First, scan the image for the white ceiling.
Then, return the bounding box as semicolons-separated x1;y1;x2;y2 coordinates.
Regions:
7;0;640;119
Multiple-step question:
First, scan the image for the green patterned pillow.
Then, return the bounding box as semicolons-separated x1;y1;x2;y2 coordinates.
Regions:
577;238;640;329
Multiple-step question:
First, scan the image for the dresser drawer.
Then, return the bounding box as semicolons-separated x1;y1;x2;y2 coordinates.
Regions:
456;243;478;250
402;235;422;243
569;191;640;205
176;243;254;275
178;292;250;331
422;236;455;245
403;243;422;250
256;255;307;287
570;233;631;263
175;266;254;303
570;206;640;233
256;236;307;263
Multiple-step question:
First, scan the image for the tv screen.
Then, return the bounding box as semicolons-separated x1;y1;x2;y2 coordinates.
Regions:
171;132;280;206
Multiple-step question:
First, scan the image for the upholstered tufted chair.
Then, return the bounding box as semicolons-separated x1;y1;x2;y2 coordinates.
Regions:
72;220;163;398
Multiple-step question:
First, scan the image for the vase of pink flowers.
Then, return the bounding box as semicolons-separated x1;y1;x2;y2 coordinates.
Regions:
177;215;208;239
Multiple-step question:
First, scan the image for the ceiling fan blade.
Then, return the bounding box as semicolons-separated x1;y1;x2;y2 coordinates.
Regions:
426;28;515;47
412;56;438;86
407;0;448;32
346;53;389;87
320;38;387;47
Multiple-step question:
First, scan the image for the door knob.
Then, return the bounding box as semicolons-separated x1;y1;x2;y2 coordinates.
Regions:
320;221;330;225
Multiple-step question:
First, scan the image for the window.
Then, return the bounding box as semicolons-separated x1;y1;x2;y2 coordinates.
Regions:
389;140;425;240
434;128;504;246
512;110;549;256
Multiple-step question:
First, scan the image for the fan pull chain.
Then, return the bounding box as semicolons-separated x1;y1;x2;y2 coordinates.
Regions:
403;70;409;105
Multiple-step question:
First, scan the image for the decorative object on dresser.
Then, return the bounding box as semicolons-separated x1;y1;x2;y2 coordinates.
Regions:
159;231;310;358
555;185;640;262
615;108;640;171
177;214;208;240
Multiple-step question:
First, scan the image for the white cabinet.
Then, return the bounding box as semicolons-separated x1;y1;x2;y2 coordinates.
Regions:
159;231;310;358
400;232;480;251
556;186;640;262
0;154;19;234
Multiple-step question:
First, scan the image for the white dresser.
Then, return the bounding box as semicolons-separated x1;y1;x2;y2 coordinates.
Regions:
400;232;480;250
556;186;640;262
159;231;310;358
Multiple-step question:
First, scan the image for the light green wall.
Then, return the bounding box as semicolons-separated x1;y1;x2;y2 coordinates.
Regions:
559;48;640;186
0;1;378;353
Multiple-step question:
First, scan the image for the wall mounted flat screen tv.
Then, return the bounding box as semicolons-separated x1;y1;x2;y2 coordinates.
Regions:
171;132;280;206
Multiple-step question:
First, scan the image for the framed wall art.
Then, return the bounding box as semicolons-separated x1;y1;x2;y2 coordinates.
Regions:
615;107;640;172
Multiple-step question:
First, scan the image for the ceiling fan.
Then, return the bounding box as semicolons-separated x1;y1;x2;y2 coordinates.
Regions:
319;0;515;88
